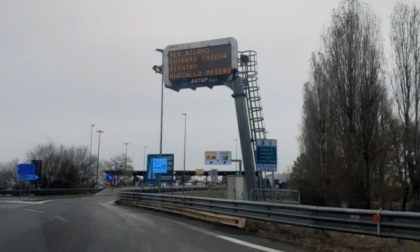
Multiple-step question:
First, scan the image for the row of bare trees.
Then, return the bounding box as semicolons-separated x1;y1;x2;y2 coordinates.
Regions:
0;160;18;189
0;143;134;189
27;143;96;188
290;0;420;211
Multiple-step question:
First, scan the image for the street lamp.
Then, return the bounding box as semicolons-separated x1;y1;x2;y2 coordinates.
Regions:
155;48;164;155
143;146;147;184
124;142;129;171
154;48;164;193
90;124;95;159
182;113;187;194
96;130;104;185
235;138;238;172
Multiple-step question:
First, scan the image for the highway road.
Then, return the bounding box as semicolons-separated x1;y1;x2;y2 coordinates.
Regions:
0;195;307;252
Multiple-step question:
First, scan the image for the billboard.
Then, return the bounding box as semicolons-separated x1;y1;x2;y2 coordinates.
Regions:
163;37;238;91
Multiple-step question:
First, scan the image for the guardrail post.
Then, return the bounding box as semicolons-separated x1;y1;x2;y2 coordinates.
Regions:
374;209;382;237
397;238;404;252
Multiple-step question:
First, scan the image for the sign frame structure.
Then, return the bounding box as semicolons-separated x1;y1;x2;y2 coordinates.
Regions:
255;139;278;172
163;37;238;91
146;154;174;184
205;151;232;165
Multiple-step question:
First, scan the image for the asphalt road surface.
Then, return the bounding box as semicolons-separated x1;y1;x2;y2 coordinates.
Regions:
0;195;307;252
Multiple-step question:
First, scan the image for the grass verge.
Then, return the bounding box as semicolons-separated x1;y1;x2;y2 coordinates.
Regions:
245;219;420;252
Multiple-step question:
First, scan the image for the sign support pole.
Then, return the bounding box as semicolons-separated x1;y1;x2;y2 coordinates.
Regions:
230;77;257;200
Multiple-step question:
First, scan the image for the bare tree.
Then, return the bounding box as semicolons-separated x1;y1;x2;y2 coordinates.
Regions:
390;2;420;210
27;143;95;188
291;0;392;209
0;159;19;189
103;154;133;186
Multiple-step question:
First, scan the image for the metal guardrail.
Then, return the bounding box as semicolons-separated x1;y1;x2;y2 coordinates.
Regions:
250;189;301;204
117;191;420;242
0;188;102;196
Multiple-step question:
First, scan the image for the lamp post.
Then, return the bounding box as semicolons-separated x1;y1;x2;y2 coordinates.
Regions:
154;48;164;155
143;146;147;184
182;113;187;194
154;48;164;193
235;138;238;172
90;124;95;160
96;130;104;185
124;142;129;171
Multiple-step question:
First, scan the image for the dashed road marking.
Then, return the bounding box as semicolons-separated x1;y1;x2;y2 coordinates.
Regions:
54;216;69;223
23;208;44;214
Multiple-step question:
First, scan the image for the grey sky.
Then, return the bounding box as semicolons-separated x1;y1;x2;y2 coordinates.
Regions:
0;0;415;173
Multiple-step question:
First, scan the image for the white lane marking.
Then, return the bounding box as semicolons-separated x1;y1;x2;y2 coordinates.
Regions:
0;200;50;204
54;216;69;223
157;215;284;252
103;201;284;252
24;208;44;214
216;235;284;252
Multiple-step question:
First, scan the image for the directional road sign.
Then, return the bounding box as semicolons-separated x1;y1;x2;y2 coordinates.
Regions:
106;173;114;182
152;158;168;174
17;164;36;175
255;139;277;172
146;154;174;184
18;174;39;181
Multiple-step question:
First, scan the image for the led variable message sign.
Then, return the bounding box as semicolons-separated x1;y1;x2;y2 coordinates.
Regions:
163;38;238;91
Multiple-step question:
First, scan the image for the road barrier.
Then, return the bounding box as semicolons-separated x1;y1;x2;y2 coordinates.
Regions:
117;190;420;242
0;188;102;196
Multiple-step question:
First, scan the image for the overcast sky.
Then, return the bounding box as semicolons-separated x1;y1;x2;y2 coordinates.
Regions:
1;0;416;174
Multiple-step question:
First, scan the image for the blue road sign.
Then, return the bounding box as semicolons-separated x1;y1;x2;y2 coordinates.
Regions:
146;154;174;184
152;158;168;174
18;174;39;181
17;164;36;175
255;139;278;172
106;173;114;181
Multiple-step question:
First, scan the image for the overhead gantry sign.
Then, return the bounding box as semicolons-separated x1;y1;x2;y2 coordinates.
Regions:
163;37;238;91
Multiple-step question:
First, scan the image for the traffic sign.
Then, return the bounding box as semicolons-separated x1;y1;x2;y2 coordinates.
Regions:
17;164;36;175
163;38;238;91
152;158;168;174
146;154;174;184
255;139;277;172
210;169;218;183
106;173;114;181
205;151;232;165
18;174;38;181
